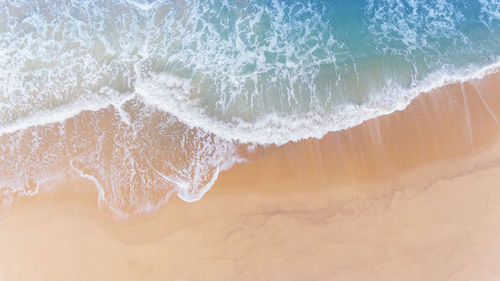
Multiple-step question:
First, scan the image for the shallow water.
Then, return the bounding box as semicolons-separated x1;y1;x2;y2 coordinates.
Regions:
2;0;500;218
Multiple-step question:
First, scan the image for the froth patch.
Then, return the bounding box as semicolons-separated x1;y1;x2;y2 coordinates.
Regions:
3;0;500;139
0;100;243;220
366;0;466;56
136;61;500;145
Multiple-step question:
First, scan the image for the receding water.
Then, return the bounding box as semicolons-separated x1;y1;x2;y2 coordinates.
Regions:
2;0;500;218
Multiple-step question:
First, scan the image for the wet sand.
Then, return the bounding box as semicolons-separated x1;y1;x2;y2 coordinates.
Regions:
2;71;500;280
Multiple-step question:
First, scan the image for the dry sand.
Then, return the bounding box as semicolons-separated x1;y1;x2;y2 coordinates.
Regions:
2;72;500;280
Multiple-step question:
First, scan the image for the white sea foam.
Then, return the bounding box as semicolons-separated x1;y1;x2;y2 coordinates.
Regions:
0;98;244;219
0;91;134;135
124;0;159;11
137;60;500;145
479;0;500;25
0;0;149;128
3;0;500;219
366;0;466;56
2;59;499;146
1;54;500;220
2;0;499;143
3;59;499;147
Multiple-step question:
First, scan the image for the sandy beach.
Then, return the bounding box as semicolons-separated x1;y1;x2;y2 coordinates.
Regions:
1;69;500;280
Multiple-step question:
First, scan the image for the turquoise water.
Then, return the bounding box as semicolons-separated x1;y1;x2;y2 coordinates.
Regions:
3;0;500;142
1;0;500;217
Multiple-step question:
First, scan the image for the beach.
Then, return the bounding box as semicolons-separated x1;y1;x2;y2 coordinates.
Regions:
2;70;500;280
4;1;500;280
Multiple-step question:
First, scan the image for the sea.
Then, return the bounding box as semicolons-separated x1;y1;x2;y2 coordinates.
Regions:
1;0;500;219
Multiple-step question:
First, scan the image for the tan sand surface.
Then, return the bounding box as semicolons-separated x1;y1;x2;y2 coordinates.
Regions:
1;71;500;280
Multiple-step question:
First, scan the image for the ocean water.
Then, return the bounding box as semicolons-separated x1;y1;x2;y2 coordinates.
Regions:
1;0;500;219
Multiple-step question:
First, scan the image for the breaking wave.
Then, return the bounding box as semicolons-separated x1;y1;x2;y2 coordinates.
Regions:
2;0;500;219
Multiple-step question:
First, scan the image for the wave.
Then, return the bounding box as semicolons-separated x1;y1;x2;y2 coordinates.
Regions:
0;91;134;135
0;98;245;220
136;60;500;145
1;59;498;221
3;0;500;219
3;0;500;136
2;60;498;221
3;59;499;146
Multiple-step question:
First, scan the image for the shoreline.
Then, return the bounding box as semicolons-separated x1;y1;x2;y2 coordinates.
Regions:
3;132;500;280
2;67;500;219
2;66;500;279
215;69;500;190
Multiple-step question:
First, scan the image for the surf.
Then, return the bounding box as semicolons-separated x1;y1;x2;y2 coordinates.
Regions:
2;0;500;219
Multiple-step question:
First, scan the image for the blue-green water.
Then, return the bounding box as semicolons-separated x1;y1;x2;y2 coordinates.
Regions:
2;0;500;142
1;0;500;217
